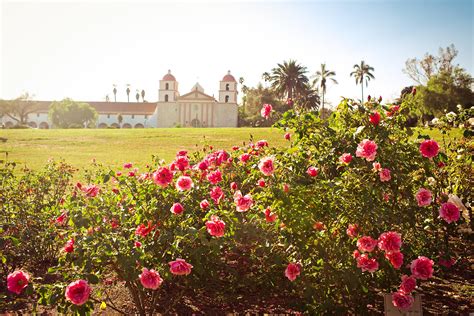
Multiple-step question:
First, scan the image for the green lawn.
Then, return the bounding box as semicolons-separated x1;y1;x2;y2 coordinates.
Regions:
0;127;461;172
0;128;286;171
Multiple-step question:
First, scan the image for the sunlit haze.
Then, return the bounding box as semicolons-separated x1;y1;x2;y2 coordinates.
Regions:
1;0;473;107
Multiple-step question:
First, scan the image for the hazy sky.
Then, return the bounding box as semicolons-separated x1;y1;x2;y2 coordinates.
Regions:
1;0;473;107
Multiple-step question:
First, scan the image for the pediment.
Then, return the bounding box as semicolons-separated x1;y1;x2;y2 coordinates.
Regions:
178;90;216;101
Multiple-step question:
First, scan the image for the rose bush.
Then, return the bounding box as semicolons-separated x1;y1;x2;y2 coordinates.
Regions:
1;97;472;314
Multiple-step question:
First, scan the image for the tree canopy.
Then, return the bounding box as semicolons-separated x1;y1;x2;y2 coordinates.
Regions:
48;99;98;128
0;93;39;125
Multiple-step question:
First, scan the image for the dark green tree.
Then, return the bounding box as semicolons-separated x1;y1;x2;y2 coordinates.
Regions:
48;99;97;128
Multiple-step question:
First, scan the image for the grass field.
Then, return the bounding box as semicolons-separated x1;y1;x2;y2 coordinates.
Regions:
0;127;461;171
0;128;286;171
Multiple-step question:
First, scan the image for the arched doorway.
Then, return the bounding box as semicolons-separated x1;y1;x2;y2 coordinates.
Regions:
98;123;108;128
122;123;132;128
39;122;49;129
4;121;14;128
134;123;144;128
111;123;120;128
191;118;201;128
28;122;37;128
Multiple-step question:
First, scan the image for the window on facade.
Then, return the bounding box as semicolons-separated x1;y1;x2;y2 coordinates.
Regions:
225;83;230;91
165;95;169;102
132;115;135;119
225;95;230;103
165;83;169;90
37;113;40;117
107;114;110;118
145;115;148;119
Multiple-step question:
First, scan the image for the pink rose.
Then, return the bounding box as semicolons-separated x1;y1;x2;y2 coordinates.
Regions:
230;182;238;191
265;208;277;222
416;188;432;207
55;211;68;226
261;103;273;119
65;280;91;306
339;153;352;164
256;140;268;148
170;203;184;215
353;250;360;259
139;268;163;290
152;167;173;188
175;176;194;191
369;112;381;126
135;221;156;237
372;162;381;171
378;231;402;252
7;270;30;295
239;153;251;163
306;166;319;177
439;202;460;223
210;186;224;204
357;236;378;252
257;179;266;187
399;275;416;294
419;139;439;158
82;184;99;198
392;291;414;310
207;170;222;185
385;251;404;269
169;258;193;276
284;133;291;141
134;241;142;248
438;256;456;268
258;156;275;176
356;254;379;272
410;256;434;280
174;155;190;171
123;162;133;169
285;263;301;281
205;215;226;237
346;224;359;238
356;139;378;161
283;183;290;193
379;168;391;182
234;190;253;212
200;199;210;210
198;160;209;170
64;238;75;253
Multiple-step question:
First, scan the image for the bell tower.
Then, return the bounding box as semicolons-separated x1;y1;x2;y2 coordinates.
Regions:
159;70;179;102
218;70;237;103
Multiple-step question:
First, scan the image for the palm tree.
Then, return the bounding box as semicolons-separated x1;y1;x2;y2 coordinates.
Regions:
269;60;309;100
298;83;321;111
113;84;117;102
135;90;140;102
141;90;145;102
313;63;338;114
126;84;131;102
350;61;375;103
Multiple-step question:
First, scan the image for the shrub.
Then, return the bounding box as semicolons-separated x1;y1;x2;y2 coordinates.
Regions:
1;98;471;314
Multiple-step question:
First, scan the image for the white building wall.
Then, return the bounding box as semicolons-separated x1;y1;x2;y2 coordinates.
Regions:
213;103;238;127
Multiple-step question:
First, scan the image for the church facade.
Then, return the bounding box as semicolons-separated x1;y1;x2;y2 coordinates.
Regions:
0;70;239;129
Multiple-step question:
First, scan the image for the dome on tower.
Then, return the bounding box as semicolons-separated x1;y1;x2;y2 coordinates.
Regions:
163;70;176;81
222;70;236;82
